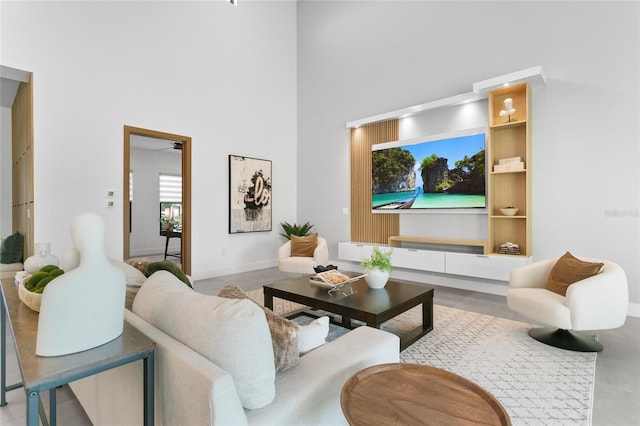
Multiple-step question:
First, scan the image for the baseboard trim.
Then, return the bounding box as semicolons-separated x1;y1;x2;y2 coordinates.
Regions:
130;247;179;258
191;259;277;281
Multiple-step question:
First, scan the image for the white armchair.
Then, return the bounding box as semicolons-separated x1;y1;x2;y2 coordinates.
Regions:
507;256;628;352
278;237;329;275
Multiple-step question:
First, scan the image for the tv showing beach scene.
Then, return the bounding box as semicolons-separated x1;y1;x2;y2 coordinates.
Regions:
371;130;486;210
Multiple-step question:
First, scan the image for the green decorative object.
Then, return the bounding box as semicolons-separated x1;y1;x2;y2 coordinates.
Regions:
24;265;64;294
0;231;24;264
360;246;393;273
145;260;192;288
279;221;314;240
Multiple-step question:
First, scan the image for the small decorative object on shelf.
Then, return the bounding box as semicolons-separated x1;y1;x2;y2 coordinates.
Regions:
24;242;60;274
499;98;516;122
494;156;524;172
500;207;519;216
361;246;393;289
499;242;521;255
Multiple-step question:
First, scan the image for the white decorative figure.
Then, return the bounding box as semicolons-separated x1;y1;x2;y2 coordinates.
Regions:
60;247;81;271
36;213;126;356
499;98;516;122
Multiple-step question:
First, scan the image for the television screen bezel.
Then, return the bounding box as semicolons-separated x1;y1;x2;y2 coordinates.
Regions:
371;127;488;215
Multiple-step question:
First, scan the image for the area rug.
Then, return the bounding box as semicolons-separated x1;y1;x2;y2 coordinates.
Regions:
245;290;596;425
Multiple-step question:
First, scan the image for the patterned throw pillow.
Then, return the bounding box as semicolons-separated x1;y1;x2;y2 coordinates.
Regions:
125;257;151;274
546;252;604;296
218;284;300;372
0;232;24;264
290;233;318;257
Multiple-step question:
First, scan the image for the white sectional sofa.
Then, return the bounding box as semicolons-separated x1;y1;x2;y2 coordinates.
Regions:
70;271;400;425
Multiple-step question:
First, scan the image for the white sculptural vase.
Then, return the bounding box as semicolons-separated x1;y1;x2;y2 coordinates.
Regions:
24;243;60;274
364;268;389;289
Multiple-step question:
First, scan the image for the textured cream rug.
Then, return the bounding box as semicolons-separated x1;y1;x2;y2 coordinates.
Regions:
245;289;596;425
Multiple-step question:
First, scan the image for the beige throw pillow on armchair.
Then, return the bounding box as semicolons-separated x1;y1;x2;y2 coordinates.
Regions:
545;252;604;296
290;233;318;257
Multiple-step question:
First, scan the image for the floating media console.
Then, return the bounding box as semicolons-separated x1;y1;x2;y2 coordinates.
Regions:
388;236;488;255
338;239;531;282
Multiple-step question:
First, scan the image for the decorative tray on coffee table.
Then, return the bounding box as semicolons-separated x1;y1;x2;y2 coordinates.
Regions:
310;270;366;294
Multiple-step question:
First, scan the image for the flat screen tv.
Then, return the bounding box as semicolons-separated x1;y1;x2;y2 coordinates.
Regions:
371;129;486;211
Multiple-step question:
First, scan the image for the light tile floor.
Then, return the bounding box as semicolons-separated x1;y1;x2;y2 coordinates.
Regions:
1;267;638;425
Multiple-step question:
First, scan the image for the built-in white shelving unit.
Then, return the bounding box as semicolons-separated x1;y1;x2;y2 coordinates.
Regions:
340;67;545;286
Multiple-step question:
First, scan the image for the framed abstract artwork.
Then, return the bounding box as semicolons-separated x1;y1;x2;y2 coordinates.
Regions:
229;155;272;233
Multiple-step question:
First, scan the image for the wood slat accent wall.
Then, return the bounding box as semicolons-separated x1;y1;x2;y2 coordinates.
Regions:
12;76;34;259
350;120;399;244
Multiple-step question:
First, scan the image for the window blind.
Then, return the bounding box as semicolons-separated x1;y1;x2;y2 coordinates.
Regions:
159;174;182;203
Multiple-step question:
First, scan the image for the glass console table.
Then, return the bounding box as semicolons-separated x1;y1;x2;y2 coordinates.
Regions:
0;278;155;426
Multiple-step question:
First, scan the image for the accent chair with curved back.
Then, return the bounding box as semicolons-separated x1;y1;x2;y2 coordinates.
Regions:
277;234;329;275
507;252;628;352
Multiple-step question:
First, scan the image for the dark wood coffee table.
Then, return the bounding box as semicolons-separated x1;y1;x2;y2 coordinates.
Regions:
341;363;511;426
263;276;433;350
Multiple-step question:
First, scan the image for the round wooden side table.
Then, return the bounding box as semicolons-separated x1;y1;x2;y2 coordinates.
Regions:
341;363;511;426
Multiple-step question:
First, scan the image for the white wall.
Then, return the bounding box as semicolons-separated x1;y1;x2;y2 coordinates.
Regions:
297;1;640;305
1;1;298;279
129;147;181;257
0;107;11;236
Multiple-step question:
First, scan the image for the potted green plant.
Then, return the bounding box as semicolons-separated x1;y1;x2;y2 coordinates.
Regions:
160;216;175;231
360;246;393;289
279;221;314;240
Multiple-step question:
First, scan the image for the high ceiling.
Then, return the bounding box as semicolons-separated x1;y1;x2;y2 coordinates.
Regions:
131;134;182;154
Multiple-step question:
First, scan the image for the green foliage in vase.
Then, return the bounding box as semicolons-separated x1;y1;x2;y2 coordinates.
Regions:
361;246;393;273
280;221;314;240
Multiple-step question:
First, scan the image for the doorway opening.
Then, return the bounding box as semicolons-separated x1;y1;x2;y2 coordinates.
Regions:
123;126;192;275
1;65;34;260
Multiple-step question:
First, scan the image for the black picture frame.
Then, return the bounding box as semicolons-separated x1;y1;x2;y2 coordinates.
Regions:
228;155;272;233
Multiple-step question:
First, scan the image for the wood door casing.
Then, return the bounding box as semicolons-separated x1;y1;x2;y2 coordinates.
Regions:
123;126;192;275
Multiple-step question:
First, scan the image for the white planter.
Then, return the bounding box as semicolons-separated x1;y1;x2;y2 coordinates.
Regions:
364;269;389;289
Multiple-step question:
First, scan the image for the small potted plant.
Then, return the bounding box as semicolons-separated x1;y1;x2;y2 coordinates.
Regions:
360;246;393;289
160;216;175;231
279;221;314;240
